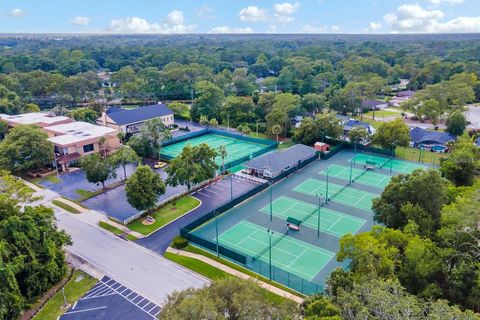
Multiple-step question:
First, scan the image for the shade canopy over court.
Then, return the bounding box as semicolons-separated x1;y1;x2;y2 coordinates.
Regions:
243;144;317;179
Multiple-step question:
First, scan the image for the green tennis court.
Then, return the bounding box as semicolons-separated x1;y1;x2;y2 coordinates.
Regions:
351;153;427;174
260;196;366;237
319;164;392;188
293;178;377;212
161;133;267;165
217;220;334;280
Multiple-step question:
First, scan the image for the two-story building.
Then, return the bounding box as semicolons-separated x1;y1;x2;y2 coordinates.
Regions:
96;103;174;135
44;122;120;170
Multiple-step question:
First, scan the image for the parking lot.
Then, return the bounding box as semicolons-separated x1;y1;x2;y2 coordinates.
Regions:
60;276;161;320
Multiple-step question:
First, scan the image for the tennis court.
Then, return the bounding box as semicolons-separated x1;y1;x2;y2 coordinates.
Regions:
217;220;334;280
319;164;391;189
351;153;426;174
260;196;366;237
293;178;377;212
161;133;268;166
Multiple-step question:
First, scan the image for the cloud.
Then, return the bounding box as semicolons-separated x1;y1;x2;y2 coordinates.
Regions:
210;26;253;34
197;5;215;19
239;6;269;22
165;10;184;25
423;0;463;5
331;25;341;32
365;21;382;32
70;16;90;26
274;2;300;23
384;4;444;32
107;16;195;34
10;8;24;17
384;4;480;33
301;24;325;33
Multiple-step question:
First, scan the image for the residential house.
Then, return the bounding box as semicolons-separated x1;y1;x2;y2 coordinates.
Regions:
45;121;120;171
389;90;415;107
97;103;174;135
362;99;388;111
409;126;455;148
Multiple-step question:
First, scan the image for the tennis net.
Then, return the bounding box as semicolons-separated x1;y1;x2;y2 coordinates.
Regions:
330;182;350;200
353;167;369;182
252;230;289;261
379;156;393;168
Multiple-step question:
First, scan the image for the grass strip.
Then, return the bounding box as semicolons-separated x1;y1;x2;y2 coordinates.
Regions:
52;200;81;214
128;196;200;235
98;221;138;241
33;270;97;320
184;245;305;298
164;252;287;305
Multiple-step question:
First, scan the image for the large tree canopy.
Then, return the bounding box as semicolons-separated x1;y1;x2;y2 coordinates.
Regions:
125;165;166;212
0;124;53;172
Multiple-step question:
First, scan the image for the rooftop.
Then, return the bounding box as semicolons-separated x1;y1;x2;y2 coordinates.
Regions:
244;144;316;176
0;112;71;126
410;127;455;145
105;103;173;125
362;100;387;108
47;121;117;146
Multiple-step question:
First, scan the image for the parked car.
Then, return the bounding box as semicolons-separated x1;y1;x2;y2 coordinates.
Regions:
154;161;167;169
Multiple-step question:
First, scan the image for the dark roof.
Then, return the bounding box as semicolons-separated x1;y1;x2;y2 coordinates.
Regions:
362;100;386;108
410;127;455;145
244;144;316;175
106;104;173;125
397;90;415;97
343;119;374;134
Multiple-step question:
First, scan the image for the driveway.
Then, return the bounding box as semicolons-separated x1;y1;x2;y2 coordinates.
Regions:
137;176;258;254
55;210;209;306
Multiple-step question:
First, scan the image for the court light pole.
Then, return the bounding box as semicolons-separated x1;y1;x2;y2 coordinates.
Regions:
269;181;273;221
267;229;274;281
390;141;397;173
316;194;322;238
349;155;353;185
230;174;233;201
215;210;220;258
325;168;329;203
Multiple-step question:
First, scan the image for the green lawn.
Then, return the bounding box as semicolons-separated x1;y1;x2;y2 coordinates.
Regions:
363;110;402;118
33;270;97;320
184;245;305;298
128;196;201;235
28;175;60;187
74;189;101;202
52;200;81;214
164;252;287;305
354;116;382;128
279;138;295;150
395;146;447;165
98;221;138;241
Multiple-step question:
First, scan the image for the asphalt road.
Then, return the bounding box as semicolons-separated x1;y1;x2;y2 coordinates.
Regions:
55;211;209;306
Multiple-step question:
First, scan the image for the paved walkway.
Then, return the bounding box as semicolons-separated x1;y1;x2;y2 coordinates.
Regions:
166;247;304;304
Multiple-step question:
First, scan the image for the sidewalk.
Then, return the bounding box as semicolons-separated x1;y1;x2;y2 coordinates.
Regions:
166;247;304;304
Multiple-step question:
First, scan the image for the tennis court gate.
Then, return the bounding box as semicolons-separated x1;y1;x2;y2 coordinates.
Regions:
180;153;324;295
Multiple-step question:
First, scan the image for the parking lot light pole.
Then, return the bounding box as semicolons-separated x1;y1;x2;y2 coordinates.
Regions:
317;194;322;238
267;229;274;281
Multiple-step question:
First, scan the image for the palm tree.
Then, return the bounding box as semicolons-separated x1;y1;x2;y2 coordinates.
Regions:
272;124;282;143
219;145;227;174
98;136;107;159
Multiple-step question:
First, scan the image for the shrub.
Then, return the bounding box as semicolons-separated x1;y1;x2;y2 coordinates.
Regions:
172;235;188;249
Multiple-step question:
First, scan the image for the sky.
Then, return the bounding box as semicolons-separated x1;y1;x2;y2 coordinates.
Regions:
1;0;480;34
